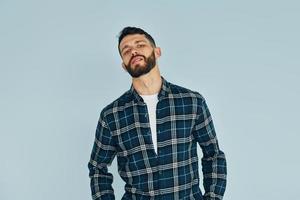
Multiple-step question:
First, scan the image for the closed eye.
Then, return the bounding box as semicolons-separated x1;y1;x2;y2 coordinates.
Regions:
123;49;130;55
137;44;145;48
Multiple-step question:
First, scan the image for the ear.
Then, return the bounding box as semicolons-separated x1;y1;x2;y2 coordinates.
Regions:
154;47;161;58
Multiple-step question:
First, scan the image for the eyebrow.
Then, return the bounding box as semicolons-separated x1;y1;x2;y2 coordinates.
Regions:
120;40;147;53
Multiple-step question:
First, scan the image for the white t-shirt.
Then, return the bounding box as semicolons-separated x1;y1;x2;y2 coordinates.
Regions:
140;93;159;154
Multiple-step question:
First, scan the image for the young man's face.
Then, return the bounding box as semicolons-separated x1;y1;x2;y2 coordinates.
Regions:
119;34;160;78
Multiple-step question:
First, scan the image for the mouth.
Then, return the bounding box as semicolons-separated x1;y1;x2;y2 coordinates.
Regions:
131;56;144;65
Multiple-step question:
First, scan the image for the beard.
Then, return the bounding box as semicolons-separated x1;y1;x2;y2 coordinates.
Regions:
123;50;156;78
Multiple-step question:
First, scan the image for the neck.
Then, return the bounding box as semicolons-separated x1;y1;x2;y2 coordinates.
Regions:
132;65;162;95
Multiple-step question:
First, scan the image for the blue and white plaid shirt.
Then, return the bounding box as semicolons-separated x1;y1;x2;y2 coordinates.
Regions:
88;76;227;200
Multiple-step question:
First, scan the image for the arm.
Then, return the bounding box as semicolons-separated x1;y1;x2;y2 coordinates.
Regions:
192;98;227;200
88;111;117;200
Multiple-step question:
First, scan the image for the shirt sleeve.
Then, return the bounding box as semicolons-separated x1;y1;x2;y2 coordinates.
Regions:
88;111;117;200
192;97;227;200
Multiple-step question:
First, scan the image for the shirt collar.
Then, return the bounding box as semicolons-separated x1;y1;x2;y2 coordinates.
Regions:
129;76;170;103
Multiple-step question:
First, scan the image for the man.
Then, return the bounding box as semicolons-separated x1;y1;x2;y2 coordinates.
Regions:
88;26;227;200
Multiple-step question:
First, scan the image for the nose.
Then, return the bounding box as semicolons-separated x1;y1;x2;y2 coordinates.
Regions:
131;48;138;56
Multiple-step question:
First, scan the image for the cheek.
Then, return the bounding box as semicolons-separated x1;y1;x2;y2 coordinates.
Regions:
144;49;155;57
122;57;130;66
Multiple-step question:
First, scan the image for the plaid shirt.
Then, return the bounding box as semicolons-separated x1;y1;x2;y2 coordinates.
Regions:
88;76;227;200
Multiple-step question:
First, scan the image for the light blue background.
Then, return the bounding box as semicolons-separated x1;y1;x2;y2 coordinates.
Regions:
1;1;299;199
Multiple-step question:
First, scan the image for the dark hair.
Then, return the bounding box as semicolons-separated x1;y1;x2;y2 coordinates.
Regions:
118;26;156;53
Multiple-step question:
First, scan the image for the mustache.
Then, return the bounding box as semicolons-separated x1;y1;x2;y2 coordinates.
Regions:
129;55;145;64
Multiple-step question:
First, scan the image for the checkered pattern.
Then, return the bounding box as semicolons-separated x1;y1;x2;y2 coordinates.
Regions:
88;77;227;200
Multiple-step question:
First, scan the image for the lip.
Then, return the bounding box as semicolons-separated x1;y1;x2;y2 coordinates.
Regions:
131;56;144;65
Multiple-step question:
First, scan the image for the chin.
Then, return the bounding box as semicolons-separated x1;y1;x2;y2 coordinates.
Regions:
132;64;146;69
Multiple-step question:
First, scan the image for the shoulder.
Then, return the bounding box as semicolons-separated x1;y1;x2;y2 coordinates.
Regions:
168;81;206;104
99;90;133;120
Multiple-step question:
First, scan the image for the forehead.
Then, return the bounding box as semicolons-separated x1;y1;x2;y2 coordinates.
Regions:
119;34;149;48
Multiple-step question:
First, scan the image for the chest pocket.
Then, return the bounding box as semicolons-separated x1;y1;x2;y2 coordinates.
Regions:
116;123;151;155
